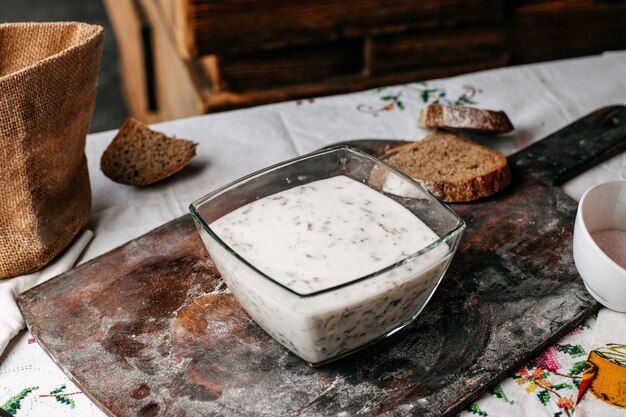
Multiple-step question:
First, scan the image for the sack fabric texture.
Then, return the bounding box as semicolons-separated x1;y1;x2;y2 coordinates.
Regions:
0;22;103;279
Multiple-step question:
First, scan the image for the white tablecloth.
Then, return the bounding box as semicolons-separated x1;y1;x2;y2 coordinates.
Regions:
1;51;626;416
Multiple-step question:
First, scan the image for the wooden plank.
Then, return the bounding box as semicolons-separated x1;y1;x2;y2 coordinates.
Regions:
160;0;504;58
137;0;209;121
198;61;512;113
18;107;626;417
218;38;364;92
215;27;511;93
103;0;158;123
154;0;193;58
369;26;511;75
509;0;626;63
198;55;224;93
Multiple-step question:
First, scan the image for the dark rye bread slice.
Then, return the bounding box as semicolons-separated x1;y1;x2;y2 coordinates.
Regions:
101;118;197;186
381;130;511;202
418;104;514;134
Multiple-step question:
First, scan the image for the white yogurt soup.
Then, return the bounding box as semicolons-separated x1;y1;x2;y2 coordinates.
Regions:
201;175;454;364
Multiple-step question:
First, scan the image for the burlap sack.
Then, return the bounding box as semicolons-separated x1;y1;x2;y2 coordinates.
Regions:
0;22;103;279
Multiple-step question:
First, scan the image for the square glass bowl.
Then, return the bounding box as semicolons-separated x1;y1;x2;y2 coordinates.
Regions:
190;145;465;365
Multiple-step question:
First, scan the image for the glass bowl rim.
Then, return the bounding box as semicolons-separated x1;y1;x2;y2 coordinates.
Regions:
189;145;466;297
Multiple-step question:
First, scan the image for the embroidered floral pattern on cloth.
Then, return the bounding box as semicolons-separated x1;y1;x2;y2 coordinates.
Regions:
460;317;595;417
356;82;480;116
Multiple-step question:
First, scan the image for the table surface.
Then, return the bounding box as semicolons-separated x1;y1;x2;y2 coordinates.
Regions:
2;51;626;417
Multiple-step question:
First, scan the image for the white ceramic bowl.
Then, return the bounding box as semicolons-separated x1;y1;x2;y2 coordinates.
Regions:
573;180;626;311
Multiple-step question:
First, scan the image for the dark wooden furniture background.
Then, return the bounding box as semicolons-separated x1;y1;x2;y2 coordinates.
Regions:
103;0;626;122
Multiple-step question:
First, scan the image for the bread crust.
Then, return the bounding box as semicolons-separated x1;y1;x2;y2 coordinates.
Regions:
418;104;514;134
380;131;512;202
414;163;511;202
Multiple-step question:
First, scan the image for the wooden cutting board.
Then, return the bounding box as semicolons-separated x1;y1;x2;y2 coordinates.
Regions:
18;106;626;417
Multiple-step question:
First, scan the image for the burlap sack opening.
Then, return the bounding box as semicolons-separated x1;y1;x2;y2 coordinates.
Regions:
0;22;103;279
